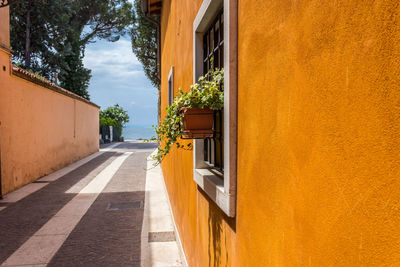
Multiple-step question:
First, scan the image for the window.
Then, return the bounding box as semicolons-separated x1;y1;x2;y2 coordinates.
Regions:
193;0;237;217
168;66;174;106
203;10;224;172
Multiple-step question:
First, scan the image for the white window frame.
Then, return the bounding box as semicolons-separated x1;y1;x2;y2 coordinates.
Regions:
168;66;174;106
193;0;237;217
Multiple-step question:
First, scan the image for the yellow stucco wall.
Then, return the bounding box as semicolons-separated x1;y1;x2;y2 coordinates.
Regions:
0;9;99;195
161;0;400;266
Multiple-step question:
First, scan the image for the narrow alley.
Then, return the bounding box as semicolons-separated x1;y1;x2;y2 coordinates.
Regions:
0;142;184;267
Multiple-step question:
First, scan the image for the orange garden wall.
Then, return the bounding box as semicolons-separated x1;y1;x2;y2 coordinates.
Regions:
0;7;9;47
0;8;99;195
160;0;400;266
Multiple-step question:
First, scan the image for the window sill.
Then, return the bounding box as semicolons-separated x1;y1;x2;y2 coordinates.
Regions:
194;168;235;216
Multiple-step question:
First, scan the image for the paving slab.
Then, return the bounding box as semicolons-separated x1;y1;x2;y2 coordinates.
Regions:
0;183;49;203
0;141;187;267
141;152;187;267
0;151;117;265
48;150;151;267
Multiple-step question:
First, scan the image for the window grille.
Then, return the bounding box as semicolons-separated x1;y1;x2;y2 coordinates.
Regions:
203;10;224;172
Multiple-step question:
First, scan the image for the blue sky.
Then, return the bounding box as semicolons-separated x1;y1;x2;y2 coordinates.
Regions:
83;37;158;128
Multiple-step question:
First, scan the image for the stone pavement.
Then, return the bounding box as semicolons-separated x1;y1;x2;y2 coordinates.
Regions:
0;142;185;267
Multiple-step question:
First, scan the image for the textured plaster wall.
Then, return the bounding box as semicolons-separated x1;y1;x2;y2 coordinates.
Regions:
0;12;99;194
0;7;9;47
161;0;400;266
160;0;235;266
0;56;99;194
0;57;99;194
238;0;400;265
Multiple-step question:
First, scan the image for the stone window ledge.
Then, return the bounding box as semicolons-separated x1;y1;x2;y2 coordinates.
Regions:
194;168;235;216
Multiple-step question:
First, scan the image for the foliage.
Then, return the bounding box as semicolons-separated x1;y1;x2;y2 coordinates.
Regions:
58;37;92;99
60;0;132;98
10;0;72;79
151;68;224;165
100;104;130;129
100;104;129;138
10;0;133;99
130;0;160;88
100;116;118;127
70;0;133;44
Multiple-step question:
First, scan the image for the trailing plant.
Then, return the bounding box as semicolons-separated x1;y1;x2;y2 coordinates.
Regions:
151;67;224;165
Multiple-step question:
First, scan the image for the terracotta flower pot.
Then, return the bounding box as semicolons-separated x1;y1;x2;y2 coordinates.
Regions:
180;107;214;139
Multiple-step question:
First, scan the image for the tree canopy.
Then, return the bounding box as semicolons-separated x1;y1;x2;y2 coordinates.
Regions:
10;0;133;99
130;0;160;88
100;104;130;129
10;0;71;78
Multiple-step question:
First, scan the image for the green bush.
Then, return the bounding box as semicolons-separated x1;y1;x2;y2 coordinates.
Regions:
99;104;129;140
99;116;118;127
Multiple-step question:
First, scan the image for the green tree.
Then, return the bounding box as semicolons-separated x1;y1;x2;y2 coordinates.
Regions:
58;0;133;98
100;104;130;130
99;116;117;127
58;36;92;99
130;0;160;88
10;0;133;99
10;0;71;79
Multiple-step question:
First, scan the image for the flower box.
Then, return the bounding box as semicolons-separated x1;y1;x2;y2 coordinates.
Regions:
180;107;214;139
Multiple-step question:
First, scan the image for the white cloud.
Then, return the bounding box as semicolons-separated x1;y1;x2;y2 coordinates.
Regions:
84;39;142;79
85;38;158;127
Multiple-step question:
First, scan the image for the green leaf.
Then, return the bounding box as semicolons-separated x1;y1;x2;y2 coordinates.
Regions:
146;68;224;165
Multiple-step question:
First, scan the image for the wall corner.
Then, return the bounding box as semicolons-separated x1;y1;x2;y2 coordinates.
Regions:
0;6;10;49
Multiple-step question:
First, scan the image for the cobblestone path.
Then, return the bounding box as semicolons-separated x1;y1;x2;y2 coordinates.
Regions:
0;142;161;267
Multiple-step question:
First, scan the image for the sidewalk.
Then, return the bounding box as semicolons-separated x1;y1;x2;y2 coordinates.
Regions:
0;141;185;266
141;151;187;267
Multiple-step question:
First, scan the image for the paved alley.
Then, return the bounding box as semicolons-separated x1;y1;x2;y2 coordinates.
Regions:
0;142;185;267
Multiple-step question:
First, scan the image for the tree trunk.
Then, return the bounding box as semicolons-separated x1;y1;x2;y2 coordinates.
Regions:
25;4;31;68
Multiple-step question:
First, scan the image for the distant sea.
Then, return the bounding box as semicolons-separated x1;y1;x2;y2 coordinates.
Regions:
122;127;155;140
